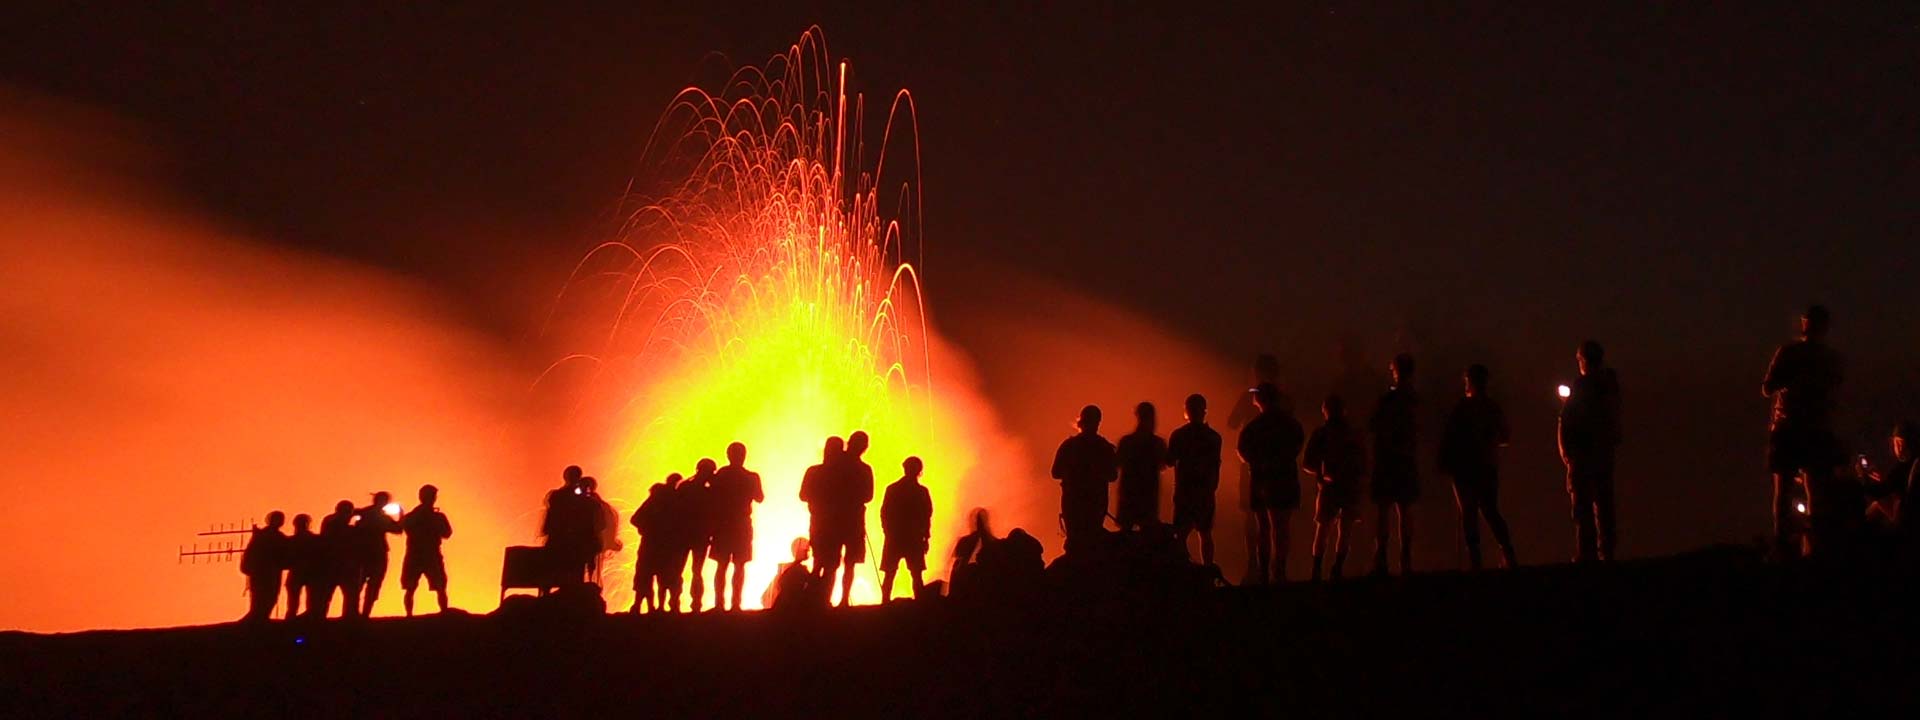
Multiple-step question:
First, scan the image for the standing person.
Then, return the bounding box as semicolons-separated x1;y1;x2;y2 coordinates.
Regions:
1229;354;1284;582
1865;423;1919;541
283;513;320;619
1440;364;1519;570
1368;353;1420;576
628;478;675;613
1559;341;1623;563
1167;393;1224;566
677;461;719;612
880;456;934;602
1052;405;1119;551
1115;402;1169;531
801;437;847;590
580;477;621;585
1762;304;1845;557
354;492;403;617
1303;396;1366;581
401;484;453;616
827;431;877;608
541;465;597;583
709;442;765;612
316;500;358;619
1237;383;1306;583
240;511;288;623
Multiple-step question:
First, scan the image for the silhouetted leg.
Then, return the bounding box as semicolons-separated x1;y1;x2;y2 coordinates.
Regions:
404;587;416;617
1398;506;1414;573
1804;467;1834;556
1483;489;1517;568
1310;518;1332;582
341;575;362;620
839;562;857;607
729;562;746;611
688;547;708;612
910;566;926;598
1595;459;1617;561
308;583;334;620
361;557;387;617
881;558;898;603
284;581;302;619
1272;510;1295;582
1454;482;1482;571
1772;472;1799;558
1200;529;1216;567
1253;511;1273;583
1372;503;1393;575
1570;466;1598;563
1331;514;1353;580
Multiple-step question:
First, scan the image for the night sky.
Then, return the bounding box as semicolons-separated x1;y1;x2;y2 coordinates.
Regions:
6;3;1917;568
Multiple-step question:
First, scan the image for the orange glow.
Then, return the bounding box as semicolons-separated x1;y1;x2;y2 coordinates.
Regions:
549;31;978;608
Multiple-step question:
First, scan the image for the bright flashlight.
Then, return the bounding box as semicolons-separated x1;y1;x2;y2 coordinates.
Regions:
1557;384;1572;399
383;502;402;518
1795;502;1808;515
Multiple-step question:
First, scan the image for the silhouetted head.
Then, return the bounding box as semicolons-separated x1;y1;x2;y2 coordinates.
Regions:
1076;405;1102;434
848;431;870;458
1802;304;1831;339
1323;394;1345;420
293;514;312;532
333;500;354;516
418;484;438;507
900;456;924;480
1252;353;1280;383
1390;353;1415;387
1252;383;1281;414
1893;422;1914;460
790;537;811;563
1578;341;1605;374
823;436;845;463
1134;401;1157;435
969;507;992;536
695;458;717;477
665;472;684;489
648;482;667;498
1464;364;1490;396
563;465;583;487
1184;393;1207;423
726;441;747;466
581;476;598;494
371;491;391;507
265;511;285;529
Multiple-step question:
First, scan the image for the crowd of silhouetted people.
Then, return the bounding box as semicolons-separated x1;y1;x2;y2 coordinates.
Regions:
236;304;1920;623
238;485;453;623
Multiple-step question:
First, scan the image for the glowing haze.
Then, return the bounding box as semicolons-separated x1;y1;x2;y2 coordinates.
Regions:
548;30;986;607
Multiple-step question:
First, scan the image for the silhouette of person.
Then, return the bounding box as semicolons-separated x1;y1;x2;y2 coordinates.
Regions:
709;442;765;612
1238;383;1306;583
1228;354;1283;583
283;513;319;619
240;511;288;623
1115;402;1169;531
352;492;404;617
1368;353;1420;576
1167;393;1223;566
541;465;598;584
949;508;996;598
1762;304;1845;557
1304;395;1366;581
766;537;825;611
401;484;453;616
629;478;674;613
880;456;934;602
826;431;877;607
801;437;848;597
580;476;622;585
679;460;719;612
316;500;357;619
1052;405;1119;550
1559;340;1623;563
1440;364;1518;570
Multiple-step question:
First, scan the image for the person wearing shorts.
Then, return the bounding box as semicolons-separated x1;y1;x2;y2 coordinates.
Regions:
1168;393;1223;566
1304;395;1365;581
1237;383;1305;583
400;484;453;616
880;456;933;602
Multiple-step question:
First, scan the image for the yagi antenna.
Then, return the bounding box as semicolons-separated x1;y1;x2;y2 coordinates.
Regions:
177;518;255;564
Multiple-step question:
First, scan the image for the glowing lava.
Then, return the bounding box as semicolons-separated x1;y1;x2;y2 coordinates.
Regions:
555;30;972;608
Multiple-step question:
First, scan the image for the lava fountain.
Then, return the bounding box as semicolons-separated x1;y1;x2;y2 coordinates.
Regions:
548;30;978;608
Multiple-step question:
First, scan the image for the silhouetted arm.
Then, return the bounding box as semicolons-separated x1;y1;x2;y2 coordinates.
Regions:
1050;440;1071;481
440;513;452;540
752;473;765;504
1761;346;1788;398
1301;428;1325;479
